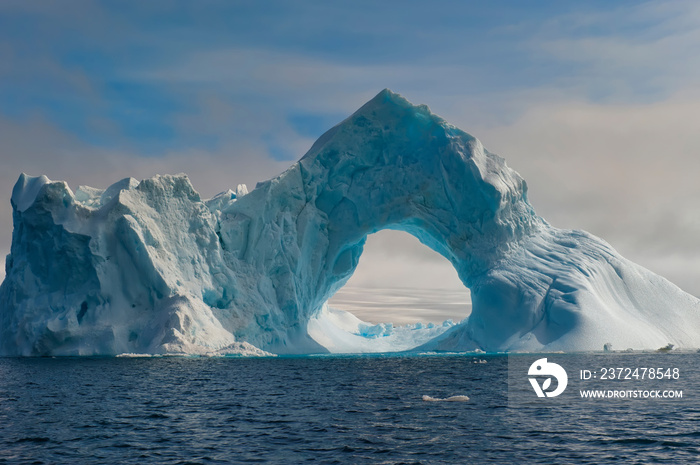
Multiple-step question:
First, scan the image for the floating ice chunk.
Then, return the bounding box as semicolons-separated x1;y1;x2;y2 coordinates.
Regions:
657;343;675;352
422;395;470;402
115;353;159;358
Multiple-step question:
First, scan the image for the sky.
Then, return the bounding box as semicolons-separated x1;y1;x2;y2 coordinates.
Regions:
1;0;699;324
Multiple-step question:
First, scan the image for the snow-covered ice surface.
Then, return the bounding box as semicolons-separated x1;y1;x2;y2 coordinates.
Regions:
2;89;699;356
307;305;455;353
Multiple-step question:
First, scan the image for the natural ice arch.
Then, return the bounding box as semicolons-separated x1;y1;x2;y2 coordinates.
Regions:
215;89;700;353
3;89;700;356
328;230;470;325
221;89;539;352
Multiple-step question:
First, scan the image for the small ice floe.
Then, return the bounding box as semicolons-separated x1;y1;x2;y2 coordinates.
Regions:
657;343;674;352
422;395;470;402
115;353;157;358
474;359;487;364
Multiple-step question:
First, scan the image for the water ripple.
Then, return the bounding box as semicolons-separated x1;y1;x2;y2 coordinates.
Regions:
0;354;698;464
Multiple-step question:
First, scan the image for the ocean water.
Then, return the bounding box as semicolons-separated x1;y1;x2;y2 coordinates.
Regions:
1;353;698;464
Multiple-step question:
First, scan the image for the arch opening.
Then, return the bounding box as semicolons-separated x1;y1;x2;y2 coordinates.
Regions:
327;229;472;326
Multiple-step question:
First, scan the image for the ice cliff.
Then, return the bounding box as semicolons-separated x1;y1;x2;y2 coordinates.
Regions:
2;89;699;356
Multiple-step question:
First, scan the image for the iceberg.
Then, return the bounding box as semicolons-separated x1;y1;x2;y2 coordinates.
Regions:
2;89;699;356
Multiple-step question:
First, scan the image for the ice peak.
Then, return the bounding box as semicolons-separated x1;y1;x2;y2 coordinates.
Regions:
11;173;51;212
301;89;446;163
356;88;435;121
368;88;406;106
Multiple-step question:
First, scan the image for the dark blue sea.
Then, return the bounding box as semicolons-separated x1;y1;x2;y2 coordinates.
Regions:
1;353;699;464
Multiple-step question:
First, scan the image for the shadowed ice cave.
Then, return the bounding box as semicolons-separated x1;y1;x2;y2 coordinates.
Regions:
2;89;700;356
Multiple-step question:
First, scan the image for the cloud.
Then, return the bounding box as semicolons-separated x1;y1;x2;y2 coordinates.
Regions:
524;1;700;101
